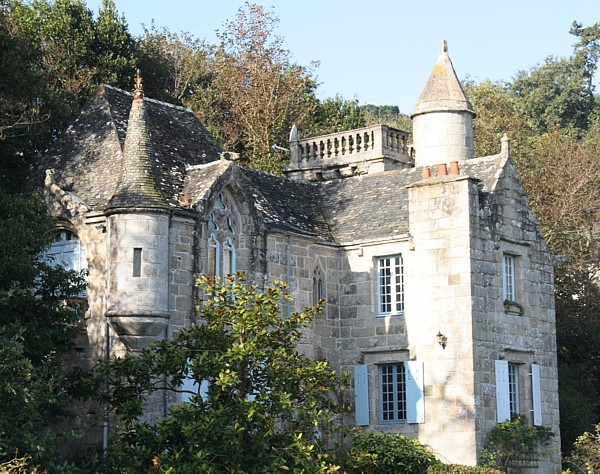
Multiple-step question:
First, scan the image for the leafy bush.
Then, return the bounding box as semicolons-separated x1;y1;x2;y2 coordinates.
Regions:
93;274;348;473
563;423;600;473
342;431;440;474
480;416;554;470
427;464;504;474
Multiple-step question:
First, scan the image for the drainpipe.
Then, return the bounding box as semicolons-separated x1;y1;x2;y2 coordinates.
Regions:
103;321;109;455
286;234;291;317
102;217;111;455
163;215;173;417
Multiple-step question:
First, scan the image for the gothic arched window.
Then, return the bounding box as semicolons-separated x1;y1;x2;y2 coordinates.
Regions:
206;192;237;277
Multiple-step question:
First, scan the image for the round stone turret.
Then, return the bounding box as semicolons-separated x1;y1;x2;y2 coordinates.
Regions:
411;40;475;167
105;71;171;351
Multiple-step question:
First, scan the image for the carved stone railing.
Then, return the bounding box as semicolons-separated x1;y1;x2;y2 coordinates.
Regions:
287;125;412;180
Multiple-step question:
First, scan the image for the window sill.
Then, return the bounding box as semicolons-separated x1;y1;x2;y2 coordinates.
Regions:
377;312;404;318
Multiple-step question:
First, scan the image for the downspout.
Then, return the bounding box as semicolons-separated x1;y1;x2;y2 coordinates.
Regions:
286;234;291;317
163;214;173;417
103;218;111;455
103;321;109;455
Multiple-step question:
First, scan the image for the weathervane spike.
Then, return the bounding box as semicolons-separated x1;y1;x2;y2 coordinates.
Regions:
440;39;448;55
133;69;144;99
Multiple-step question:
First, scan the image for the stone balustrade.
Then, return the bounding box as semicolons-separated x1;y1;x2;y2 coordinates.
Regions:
287;125;412;181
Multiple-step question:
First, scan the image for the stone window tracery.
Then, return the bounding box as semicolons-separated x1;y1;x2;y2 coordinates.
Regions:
206;192;237;277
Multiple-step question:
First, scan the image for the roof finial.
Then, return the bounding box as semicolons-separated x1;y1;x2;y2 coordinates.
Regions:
133;69;144;100
440;39;448;56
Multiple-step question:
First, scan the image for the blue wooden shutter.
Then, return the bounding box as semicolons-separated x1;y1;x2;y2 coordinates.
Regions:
531;364;542;426
354;365;369;426
406;361;425;423
495;360;510;422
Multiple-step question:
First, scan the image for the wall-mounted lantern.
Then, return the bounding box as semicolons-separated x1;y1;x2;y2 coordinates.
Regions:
437;331;448;349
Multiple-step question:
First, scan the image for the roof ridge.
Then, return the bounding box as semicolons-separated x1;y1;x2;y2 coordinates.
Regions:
102;84;195;114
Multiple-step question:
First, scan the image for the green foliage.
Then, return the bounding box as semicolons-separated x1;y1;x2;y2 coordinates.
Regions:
93;0;136;89
95;274;348;473
480;416;554;470
136;24;212;106
558;367;599;456
307;95;366;136
342;431;440;474
0;190;86;470
564;423;600;473
361;104;413;132
199;3;318;173
0;0;137;187
427;464;504;474
509;22;600;136
465;80;532;159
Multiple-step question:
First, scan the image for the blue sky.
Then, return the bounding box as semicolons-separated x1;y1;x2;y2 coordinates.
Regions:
87;0;599;114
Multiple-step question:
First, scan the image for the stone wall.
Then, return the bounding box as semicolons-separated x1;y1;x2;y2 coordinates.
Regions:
406;175;478;464
471;161;561;471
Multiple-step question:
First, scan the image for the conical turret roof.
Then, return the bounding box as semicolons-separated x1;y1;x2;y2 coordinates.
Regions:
106;71;169;212
411;40;474;118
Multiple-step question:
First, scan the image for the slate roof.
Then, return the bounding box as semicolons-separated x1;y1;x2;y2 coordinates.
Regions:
237;167;333;241
35;84;222;210
106;93;170;211
37;84;507;246
320;169;418;244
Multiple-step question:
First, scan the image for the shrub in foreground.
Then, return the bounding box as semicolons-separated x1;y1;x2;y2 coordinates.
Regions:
427;464;504;474
342;431;440;473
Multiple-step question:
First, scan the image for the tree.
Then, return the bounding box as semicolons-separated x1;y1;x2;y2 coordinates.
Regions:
465;80;532;159
92;0;136;90
136;24;212;106
0;0;53;188
361;104;412;132
510;22;600;136
95;274;347;473
0;189;86;469
564;423;600;473
38;0;97;110
189;3;318;173
0;0;136;189
304;95;366;137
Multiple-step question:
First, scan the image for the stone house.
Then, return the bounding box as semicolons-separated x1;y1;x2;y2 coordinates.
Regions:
36;42;561;470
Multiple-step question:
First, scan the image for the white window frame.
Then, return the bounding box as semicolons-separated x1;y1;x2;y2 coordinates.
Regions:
223;237;236;276
43;229;87;296
377;255;404;316
355;360;424;427
380;363;407;423
508;362;520;416
496;359;542;425
503;254;516;301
